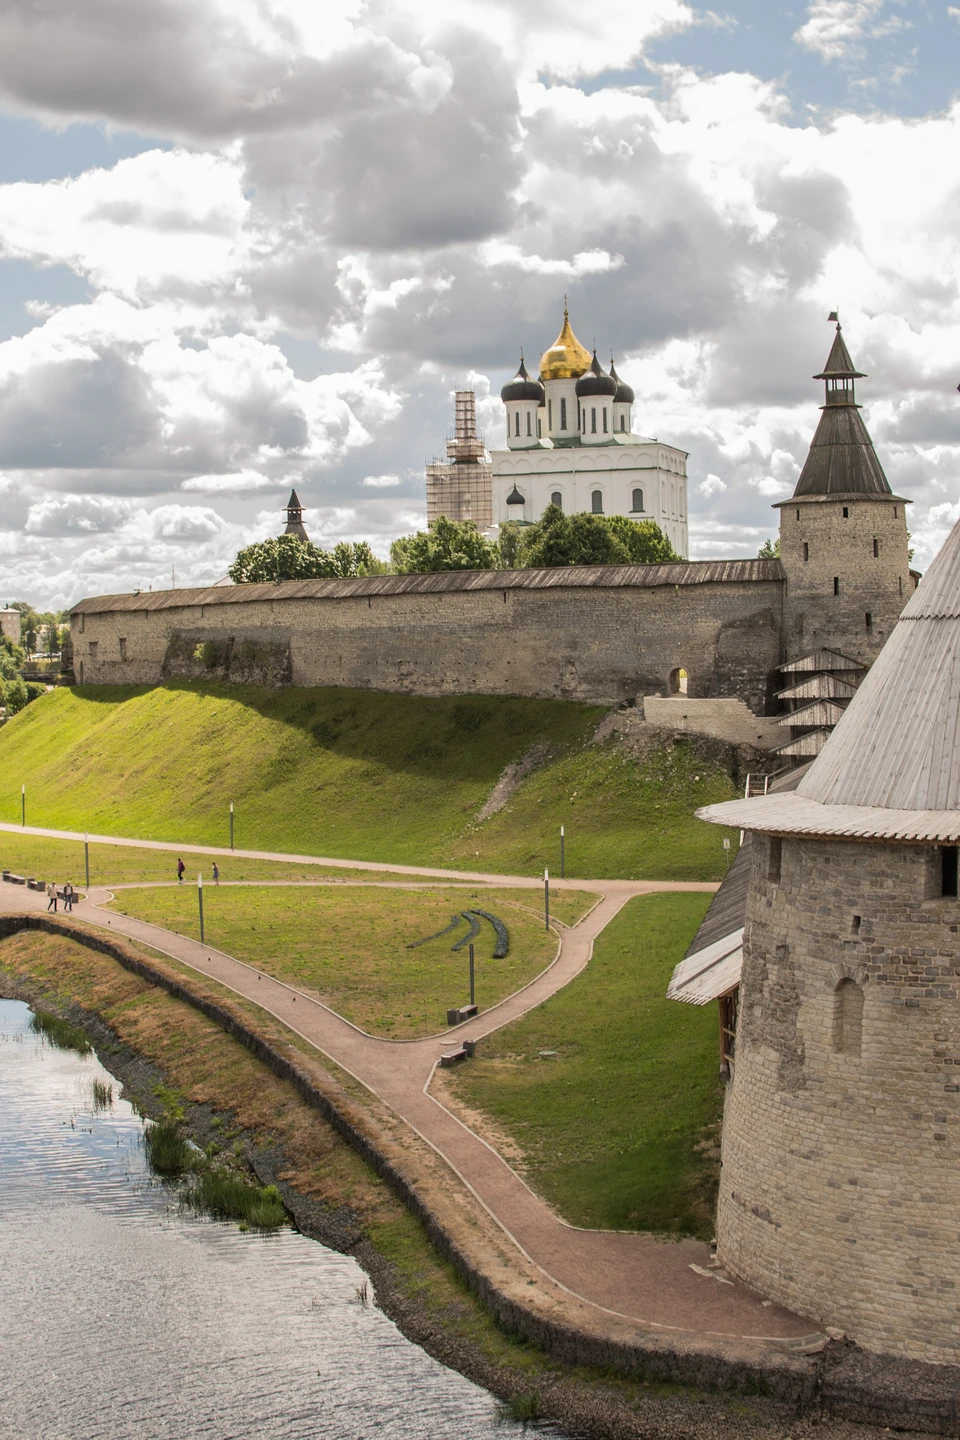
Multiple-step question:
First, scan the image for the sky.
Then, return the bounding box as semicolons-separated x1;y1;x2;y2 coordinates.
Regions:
0;0;959;607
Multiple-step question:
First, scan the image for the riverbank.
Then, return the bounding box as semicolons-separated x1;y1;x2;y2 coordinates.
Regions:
0;914;945;1440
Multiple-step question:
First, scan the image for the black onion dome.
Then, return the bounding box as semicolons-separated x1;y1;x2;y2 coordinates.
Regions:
506;484;526;506
501;355;544;404
609;360;634;405
575;350;617;399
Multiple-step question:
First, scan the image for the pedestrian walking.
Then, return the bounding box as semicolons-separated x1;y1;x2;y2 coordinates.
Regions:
177;857;185;884
212;862;219;885
63;882;74;912
46;882;57;912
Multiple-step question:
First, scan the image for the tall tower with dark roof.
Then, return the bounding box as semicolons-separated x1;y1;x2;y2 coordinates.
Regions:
777;319;912;665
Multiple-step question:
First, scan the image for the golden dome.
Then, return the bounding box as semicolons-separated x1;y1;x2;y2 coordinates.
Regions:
539;306;592;381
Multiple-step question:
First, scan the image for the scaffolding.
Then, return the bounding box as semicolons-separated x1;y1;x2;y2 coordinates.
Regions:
425;391;493;529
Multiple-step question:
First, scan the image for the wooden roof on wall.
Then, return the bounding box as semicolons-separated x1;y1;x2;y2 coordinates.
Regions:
70;558;784;615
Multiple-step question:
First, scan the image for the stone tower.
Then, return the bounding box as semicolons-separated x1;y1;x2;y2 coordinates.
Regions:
699;519;960;1361
283;488;309;543
777;320;911;665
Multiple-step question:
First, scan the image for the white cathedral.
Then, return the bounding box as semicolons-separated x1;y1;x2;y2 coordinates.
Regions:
490;306;689;557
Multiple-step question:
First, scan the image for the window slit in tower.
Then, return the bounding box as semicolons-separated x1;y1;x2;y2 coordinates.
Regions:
865;612;873;630
833;576;840;595
942;847;958;898
899;575;903;596
803;542;809;562
768;837;782;884
873;538;879;557
843;506;849;518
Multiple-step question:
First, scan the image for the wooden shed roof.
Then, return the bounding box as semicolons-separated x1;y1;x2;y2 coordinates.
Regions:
70;558;783;615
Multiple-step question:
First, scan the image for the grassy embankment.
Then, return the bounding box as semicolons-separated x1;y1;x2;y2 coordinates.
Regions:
107;885;595;1037
0;685;737;879
444;892;722;1238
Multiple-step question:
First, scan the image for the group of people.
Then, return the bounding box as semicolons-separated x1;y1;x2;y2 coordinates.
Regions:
46;881;76;912
177;858;219;883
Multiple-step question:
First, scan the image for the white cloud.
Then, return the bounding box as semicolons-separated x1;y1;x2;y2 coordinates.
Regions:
794;0;909;63
361;474;402;487
181;470;281;492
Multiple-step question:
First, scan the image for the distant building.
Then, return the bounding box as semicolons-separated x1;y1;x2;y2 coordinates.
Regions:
491;306;689;557
425;391;493;530
0;609;21;644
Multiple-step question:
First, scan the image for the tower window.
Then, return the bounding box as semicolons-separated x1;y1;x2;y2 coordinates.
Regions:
602;408;608;433
842;506;849;518
537;417;541;437
942;847;959;897
768;837;782;884
514;412;520;436
865;612;873;630
899;575;903;596
591;490;603;514
551;491;562;509
560;397;567;431
894;506;898;518
526;411;531;435
803;542;809;562
873;538;879;557
833;576;840;595
591;408;596;434
88;641;98;659
795;508;800;521
548;400;553;430
620;416;626;432
834;979;863;1056
632;488;644;512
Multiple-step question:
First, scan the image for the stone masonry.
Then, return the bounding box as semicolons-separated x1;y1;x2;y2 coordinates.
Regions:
717;833;960;1361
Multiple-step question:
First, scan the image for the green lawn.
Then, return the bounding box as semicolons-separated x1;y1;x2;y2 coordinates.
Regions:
106;884;572;1037
0;686;736;880
444;892;722;1237
0;833;396;888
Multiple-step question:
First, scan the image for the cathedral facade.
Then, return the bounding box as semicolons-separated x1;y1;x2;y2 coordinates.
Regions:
490;307;689;557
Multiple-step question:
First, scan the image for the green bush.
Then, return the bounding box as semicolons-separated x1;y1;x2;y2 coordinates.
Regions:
4;677;28;714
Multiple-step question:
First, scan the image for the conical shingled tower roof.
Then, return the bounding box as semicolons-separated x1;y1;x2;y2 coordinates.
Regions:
283;488;309;542
792;324;891;499
697;513;960;840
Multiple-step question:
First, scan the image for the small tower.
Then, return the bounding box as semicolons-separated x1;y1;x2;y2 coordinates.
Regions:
425;390;493;527
777;317;911;664
501;356;544;448
610;359;634;436
576;350;617;445
699;514;960;1359
283;489;309;543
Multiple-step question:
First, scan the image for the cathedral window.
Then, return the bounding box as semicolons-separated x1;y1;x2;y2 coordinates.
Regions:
548;400;553;430
591;490;603;513
590;408;596;433
514;412;520;436
631;489;643;512
560;397;567;430
620;415;626;431
551;491;563;509
537;417;541;437
602;408;608;433
526;411;531;436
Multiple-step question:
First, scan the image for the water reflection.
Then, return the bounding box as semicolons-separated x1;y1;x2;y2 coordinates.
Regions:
0;999;568;1440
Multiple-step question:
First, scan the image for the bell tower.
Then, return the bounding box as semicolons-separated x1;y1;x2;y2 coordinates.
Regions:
777;317;912;665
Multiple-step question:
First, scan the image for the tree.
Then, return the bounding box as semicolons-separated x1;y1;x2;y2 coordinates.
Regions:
0;636;25;682
3;676;27;714
757;537;780;558
228;534;385;584
497;520;525;569
517;505;679;569
390;517;499;573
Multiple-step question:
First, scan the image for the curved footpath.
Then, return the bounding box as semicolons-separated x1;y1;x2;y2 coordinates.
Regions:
0;822;817;1350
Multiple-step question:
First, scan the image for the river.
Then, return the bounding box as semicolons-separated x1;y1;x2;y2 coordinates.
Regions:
0;998;571;1439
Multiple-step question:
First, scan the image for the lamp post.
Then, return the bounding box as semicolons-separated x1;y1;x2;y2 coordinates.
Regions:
544;867;549;933
469;943;475;1007
198;872;205;944
229;801;234;851
560;825;565;879
84;833;90;889
21;784;25;828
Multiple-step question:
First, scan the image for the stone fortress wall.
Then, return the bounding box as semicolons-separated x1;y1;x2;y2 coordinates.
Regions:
70;562;785;715
717;833;960;1362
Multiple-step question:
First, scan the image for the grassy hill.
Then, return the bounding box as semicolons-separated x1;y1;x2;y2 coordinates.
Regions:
0;684;736;879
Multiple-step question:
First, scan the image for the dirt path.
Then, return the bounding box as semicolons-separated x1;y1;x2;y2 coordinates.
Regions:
0;826;819;1347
